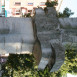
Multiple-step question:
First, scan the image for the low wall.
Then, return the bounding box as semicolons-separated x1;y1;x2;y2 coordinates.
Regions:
0;17;34;54
59;18;77;29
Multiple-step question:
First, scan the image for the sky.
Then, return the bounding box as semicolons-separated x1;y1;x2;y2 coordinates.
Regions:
67;73;77;77
59;0;77;17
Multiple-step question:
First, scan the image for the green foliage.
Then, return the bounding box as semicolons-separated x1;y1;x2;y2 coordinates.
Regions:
65;49;77;73
58;7;74;17
2;49;77;77
26;13;31;17
22;13;31;17
2;54;35;77
45;0;58;7
36;67;50;77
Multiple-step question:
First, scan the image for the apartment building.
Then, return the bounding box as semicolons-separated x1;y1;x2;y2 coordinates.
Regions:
0;0;5;17
9;0;46;17
0;0;1;13
9;0;58;17
0;0;62;17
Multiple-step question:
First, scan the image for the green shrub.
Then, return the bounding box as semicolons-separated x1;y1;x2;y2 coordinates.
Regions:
45;0;58;7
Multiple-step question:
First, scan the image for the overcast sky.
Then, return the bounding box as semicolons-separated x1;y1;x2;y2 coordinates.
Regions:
59;0;77;17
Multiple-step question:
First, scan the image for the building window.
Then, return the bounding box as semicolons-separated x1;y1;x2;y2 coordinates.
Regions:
15;9;20;15
28;10;32;12
28;3;33;6
14;2;21;6
40;2;45;6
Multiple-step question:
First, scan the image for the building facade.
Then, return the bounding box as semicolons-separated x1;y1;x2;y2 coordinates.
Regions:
0;0;5;17
9;0;58;17
0;0;62;17
9;0;47;17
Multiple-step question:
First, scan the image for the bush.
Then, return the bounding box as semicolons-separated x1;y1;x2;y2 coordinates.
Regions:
58;7;74;17
45;0;58;7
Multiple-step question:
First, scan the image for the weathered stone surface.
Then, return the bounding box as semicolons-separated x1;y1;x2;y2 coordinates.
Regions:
0;17;35;54
59;29;77;49
47;7;57;16
35;8;45;15
32;39;42;65
50;40;65;72
0;7;77;73
38;57;49;70
34;7;65;72
59;18;77;29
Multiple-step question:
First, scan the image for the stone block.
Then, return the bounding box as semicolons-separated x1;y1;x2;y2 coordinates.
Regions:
5;43;21;53
35;8;45;15
38;57;49;70
21;43;33;53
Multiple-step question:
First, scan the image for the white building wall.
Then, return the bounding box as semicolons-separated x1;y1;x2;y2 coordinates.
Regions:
9;0;61;17
0;0;1;13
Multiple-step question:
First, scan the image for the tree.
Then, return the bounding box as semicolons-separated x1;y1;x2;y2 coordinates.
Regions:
45;0;58;7
58;7;74;17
